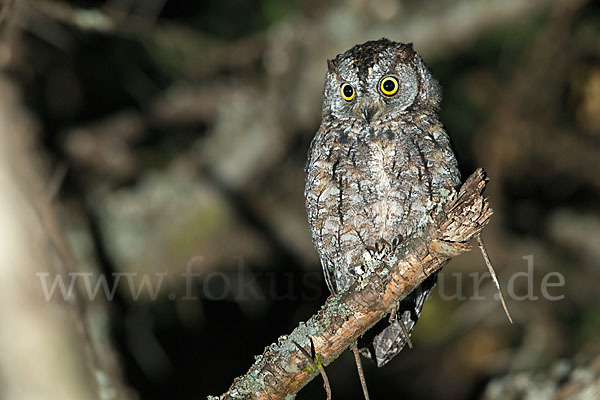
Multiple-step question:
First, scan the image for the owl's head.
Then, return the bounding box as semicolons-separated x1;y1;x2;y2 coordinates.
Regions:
322;39;441;123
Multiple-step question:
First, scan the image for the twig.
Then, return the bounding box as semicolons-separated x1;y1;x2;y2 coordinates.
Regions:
476;234;513;323
293;340;331;400
351;342;370;400
388;308;413;348
398;319;413;349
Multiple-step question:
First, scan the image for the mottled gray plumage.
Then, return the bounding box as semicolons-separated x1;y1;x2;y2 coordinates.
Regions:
304;39;461;366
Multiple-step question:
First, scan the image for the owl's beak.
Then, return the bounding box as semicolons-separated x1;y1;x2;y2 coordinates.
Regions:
360;102;384;123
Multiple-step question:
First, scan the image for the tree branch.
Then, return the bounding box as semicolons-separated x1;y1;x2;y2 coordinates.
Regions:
210;168;492;400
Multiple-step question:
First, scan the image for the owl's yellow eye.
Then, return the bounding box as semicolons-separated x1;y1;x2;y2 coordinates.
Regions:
340;83;355;101
380;76;399;96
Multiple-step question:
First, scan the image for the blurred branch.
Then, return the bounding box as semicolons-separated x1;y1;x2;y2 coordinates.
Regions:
25;0;166;37
474;0;591;207
0;0;14;24
484;346;600;399
211;169;493;400
0;75;131;399
28;0;117;33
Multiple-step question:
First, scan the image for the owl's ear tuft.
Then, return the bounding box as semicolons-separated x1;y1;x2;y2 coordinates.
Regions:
413;53;442;109
395;43;415;62
327;59;338;73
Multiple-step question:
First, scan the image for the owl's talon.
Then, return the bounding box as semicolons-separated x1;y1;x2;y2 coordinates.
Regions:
374;239;391;254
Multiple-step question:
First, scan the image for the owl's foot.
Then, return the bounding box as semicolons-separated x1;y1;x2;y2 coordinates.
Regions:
375;238;391;254
391;235;403;250
352;236;405;280
369;236;403;255
364;238;390;256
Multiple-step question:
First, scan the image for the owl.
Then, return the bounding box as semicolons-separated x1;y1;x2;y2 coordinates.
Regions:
304;39;461;367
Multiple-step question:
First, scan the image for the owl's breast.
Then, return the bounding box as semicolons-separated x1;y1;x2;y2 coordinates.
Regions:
346;130;428;244
305;119;460;292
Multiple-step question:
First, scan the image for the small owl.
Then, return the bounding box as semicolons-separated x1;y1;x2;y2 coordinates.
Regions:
304;39;461;367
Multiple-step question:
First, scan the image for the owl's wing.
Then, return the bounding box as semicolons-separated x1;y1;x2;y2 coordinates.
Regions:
358;271;439;367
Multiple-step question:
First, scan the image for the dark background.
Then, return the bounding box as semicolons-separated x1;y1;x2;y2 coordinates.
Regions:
1;0;599;399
